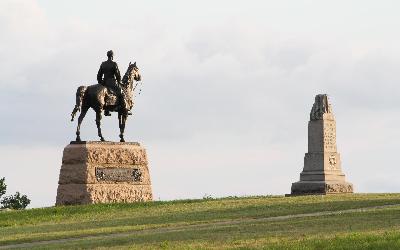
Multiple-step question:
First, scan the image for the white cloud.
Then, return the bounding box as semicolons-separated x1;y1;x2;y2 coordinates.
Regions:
1;0;400;206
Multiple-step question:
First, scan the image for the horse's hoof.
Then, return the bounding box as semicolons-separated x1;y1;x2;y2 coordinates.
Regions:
120;138;125;142
100;137;105;142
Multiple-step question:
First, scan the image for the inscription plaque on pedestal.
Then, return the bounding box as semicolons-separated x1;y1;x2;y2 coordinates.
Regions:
95;168;143;182
290;94;353;195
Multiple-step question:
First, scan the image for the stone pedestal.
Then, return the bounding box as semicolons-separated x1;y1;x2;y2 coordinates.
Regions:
291;94;353;195
56;141;153;205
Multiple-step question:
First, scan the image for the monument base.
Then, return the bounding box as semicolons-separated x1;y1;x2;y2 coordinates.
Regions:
56;184;152;205
290;181;353;195
56;141;153;206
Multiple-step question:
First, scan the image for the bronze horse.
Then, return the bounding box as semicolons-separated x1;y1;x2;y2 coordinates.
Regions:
71;62;141;142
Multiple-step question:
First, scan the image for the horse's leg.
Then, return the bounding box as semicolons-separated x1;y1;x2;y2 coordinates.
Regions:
96;110;105;141
118;112;123;142
118;112;127;142
76;105;89;142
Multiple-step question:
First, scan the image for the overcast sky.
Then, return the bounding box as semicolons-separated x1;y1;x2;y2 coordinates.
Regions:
1;0;400;207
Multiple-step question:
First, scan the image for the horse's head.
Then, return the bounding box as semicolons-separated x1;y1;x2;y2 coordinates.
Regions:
121;62;141;111
122;62;141;91
132;62;141;82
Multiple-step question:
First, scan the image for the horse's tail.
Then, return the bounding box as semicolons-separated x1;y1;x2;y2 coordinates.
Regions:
71;86;88;121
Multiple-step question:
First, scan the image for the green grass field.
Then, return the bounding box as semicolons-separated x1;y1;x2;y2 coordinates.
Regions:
1;193;400;249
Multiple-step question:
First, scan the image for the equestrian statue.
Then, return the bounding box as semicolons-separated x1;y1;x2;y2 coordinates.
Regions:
71;50;142;142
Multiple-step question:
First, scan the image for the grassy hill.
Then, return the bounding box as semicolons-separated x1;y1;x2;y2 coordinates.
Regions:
1;194;400;249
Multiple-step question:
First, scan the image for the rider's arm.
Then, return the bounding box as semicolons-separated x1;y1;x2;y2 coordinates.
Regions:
97;64;103;84
115;63;122;84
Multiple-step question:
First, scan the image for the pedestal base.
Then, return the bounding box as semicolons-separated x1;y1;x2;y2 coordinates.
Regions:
291;181;353;195
56;141;153;206
56;184;152;205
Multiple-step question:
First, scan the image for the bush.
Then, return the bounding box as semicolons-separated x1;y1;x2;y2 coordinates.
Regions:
1;192;31;210
0;177;30;210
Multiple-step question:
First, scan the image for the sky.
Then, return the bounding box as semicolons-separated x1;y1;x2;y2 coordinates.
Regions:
1;0;400;207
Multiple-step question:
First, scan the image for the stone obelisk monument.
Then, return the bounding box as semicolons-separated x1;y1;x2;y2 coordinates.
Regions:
291;94;353;195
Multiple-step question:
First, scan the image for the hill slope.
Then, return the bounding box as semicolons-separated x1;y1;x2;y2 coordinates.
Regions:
1;194;400;249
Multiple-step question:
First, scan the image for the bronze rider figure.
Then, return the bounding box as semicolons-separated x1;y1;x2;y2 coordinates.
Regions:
97;50;131;116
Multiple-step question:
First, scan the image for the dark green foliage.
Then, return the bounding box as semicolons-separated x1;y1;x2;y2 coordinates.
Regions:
0;177;30;210
1;192;30;210
0;178;6;199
